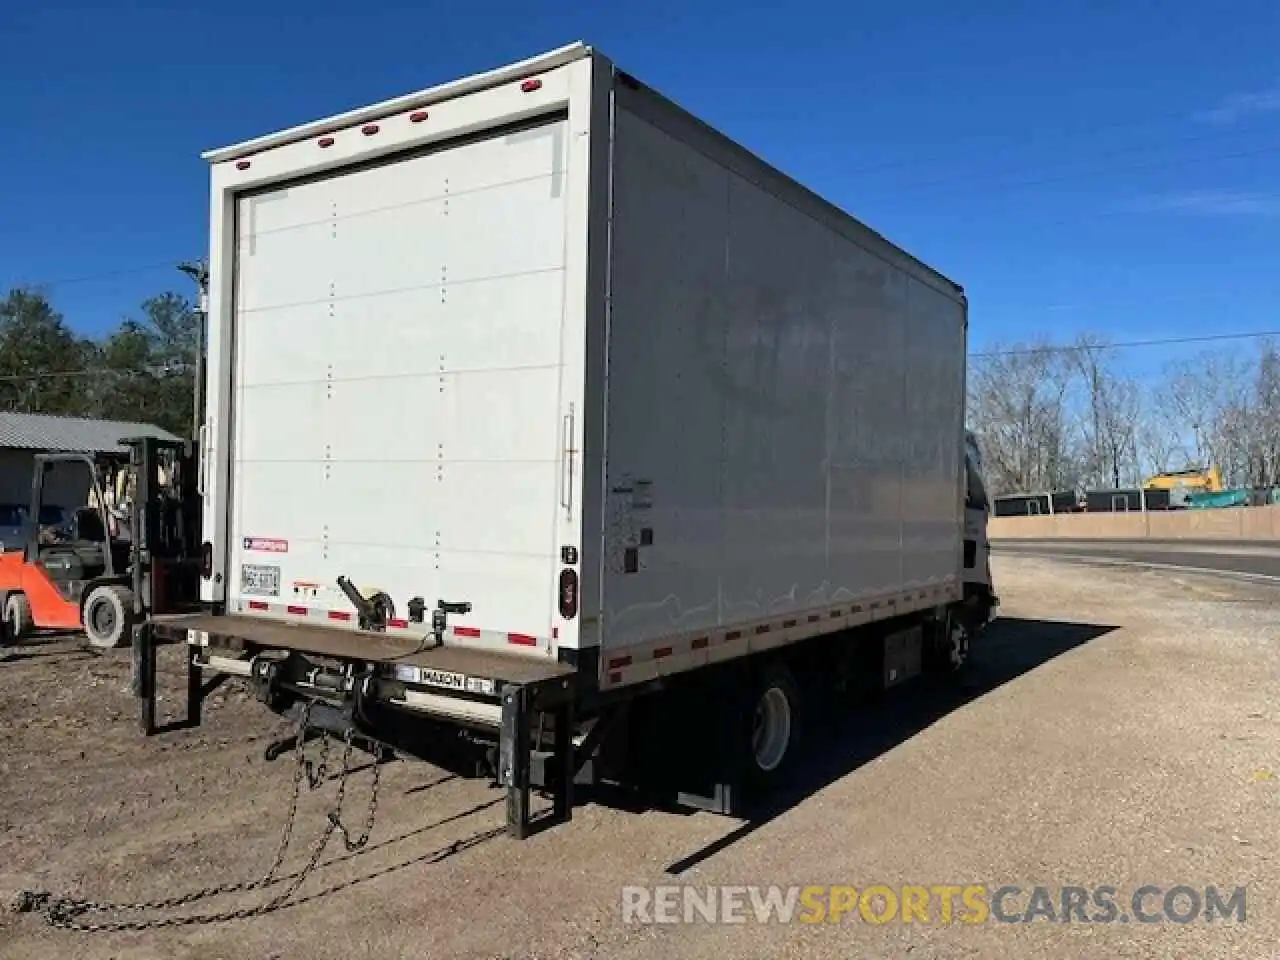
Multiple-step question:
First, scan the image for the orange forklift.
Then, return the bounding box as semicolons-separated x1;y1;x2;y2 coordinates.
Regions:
0;436;202;649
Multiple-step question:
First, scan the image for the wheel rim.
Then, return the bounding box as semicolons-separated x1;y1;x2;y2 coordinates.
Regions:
89;598;116;639
752;686;792;773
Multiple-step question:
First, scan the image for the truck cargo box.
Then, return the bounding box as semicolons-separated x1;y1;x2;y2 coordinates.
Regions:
196;42;966;697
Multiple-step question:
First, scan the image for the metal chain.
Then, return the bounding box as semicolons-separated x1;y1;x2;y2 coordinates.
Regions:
13;700;385;932
326;727;381;853
305;725;331;790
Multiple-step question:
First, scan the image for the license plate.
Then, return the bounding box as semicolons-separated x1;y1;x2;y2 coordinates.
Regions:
394;664;421;684
241;564;281;597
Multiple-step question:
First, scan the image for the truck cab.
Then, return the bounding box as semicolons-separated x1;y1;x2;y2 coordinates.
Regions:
963;429;998;629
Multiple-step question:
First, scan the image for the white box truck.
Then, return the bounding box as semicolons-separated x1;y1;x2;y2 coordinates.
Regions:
165;42;996;837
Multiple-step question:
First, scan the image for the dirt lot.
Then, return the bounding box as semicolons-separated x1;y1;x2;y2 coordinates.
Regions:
1;557;1278;959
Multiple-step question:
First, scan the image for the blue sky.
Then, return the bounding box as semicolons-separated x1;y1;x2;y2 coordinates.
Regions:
2;1;1278;380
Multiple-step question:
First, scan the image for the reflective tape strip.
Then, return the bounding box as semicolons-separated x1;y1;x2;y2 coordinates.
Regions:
233;600;550;650
597;581;962;690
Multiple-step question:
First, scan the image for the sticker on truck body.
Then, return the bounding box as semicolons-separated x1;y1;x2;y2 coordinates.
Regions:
241;564;281;597
243;537;289;553
393;664;496;696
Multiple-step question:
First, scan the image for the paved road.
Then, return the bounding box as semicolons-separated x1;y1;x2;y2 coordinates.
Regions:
993;537;1280;581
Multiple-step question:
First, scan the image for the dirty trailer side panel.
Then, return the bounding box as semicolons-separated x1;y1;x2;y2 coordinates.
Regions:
591;77;967;691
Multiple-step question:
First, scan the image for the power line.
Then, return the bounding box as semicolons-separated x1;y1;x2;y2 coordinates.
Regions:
6;133;1273;300
9;260;195;290
971;329;1280;358
882;141;1279;195
842;121;1271;182
0;366;190;384
4;330;1277;384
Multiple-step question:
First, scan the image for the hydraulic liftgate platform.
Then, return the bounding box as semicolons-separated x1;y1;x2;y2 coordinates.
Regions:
138;613;579;839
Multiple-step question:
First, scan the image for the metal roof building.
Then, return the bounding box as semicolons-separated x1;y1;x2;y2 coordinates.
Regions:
0;412;179;453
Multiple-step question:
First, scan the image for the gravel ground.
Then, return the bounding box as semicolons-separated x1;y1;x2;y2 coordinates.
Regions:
0;557;1277;959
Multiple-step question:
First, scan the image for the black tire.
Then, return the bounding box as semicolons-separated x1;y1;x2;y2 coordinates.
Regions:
925;611;971;678
82;585;136;650
742;662;803;792
4;592;33;641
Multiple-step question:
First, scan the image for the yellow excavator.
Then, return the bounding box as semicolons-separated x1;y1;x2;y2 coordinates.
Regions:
1143;466;1223;495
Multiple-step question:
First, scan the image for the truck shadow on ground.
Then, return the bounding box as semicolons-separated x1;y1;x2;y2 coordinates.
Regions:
660;615;1117;875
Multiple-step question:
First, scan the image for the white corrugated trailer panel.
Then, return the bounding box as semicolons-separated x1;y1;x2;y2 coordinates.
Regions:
202;44;964;694
227;116;573;652
596;91;965;663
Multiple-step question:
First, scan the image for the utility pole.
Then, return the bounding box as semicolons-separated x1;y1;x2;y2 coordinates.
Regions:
178;260;209;441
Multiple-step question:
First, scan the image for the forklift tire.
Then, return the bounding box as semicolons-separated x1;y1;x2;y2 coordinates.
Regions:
83;585;136;650
4;593;33;642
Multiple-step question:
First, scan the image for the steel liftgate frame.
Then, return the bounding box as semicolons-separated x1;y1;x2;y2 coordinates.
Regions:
134;614;578;839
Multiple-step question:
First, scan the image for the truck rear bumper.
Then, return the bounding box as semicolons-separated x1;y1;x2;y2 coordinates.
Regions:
136;615;577;840
155;612;574;692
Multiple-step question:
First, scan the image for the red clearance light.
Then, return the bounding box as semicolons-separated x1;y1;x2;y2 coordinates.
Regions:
235;160;251;171
328;610;352;622
248;600;269;611
558;568;579;619
286;605;307;616
409;110;429;123
508;633;537;647
520;78;542;93
361;124;379;136
318;136;335;148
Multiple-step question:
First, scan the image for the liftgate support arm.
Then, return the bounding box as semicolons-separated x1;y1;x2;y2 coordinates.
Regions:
499;682;575;839
500;684;532;839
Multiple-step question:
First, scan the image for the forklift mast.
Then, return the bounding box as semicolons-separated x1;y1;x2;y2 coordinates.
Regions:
126;436;202;620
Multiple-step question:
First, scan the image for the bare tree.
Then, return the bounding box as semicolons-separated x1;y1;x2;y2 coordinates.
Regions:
969;336;1280;497
1214;340;1280;488
1136;386;1187;476
968;342;1077;495
1165;350;1252;485
1072;336;1141;489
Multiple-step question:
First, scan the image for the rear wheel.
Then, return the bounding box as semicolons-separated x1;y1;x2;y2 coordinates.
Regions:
926;611;970;677
83;585;136;650
744;663;802;789
4;593;33;641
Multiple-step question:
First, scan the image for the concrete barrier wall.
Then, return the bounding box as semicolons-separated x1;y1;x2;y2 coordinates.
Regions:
989;504;1280;540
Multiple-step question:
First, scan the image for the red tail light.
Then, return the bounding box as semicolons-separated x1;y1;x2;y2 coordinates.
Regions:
558;568;578;619
201;541;213;580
